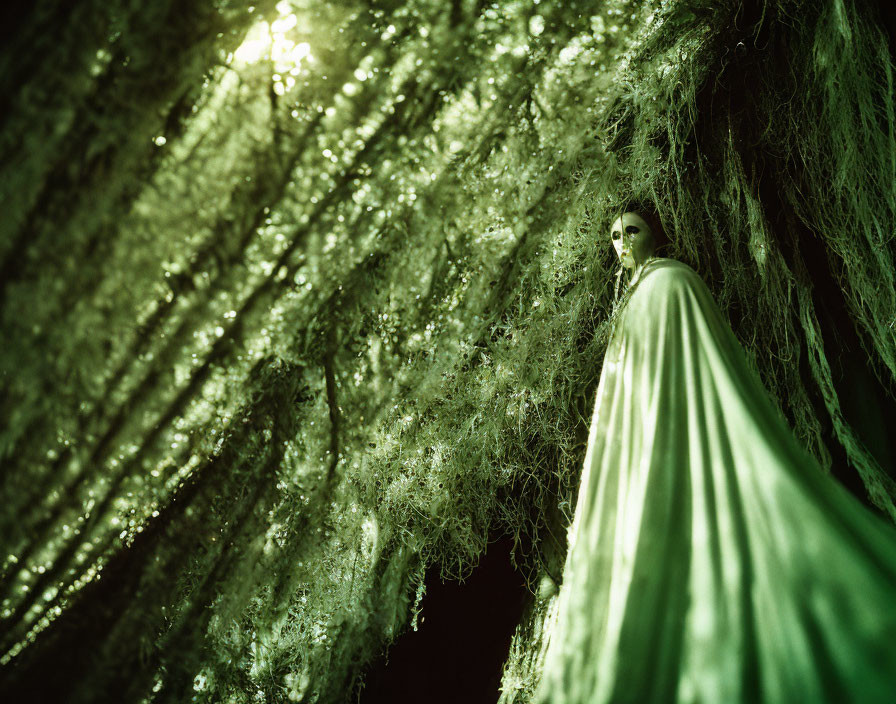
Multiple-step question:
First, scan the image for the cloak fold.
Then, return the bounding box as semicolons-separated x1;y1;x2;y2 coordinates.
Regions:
536;258;896;703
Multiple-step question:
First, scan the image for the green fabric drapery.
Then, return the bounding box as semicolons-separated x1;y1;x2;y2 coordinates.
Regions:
536;259;896;703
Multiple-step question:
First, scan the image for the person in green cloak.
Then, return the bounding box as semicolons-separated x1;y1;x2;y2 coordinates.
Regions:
534;211;896;703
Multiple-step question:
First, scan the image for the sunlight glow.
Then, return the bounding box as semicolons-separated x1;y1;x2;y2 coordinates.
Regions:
231;1;314;81
233;22;271;64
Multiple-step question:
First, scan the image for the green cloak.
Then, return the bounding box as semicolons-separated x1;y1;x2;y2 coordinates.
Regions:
535;258;896;703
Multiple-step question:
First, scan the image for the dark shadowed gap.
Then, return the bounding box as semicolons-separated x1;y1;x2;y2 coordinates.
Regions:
796;222;896;488
357;533;530;704
875;0;896;60
0;3;33;49
754;165;896;516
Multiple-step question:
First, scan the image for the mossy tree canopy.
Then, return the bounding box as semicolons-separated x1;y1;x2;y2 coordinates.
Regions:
1;0;895;701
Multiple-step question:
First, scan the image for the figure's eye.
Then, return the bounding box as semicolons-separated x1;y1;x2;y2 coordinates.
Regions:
625;225;640;234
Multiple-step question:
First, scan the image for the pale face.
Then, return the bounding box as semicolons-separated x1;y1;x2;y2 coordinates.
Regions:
610;212;655;269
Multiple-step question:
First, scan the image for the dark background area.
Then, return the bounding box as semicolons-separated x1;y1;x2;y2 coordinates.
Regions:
358;534;531;704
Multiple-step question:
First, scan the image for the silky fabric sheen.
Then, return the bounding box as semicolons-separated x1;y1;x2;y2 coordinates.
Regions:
535;258;896;703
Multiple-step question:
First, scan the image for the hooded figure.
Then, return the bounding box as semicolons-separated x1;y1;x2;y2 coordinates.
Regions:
534;212;896;703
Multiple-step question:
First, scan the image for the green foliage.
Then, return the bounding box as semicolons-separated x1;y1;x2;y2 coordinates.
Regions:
1;0;895;701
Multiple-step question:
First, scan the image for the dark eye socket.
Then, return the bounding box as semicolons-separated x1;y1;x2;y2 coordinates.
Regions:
625;225;640;234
